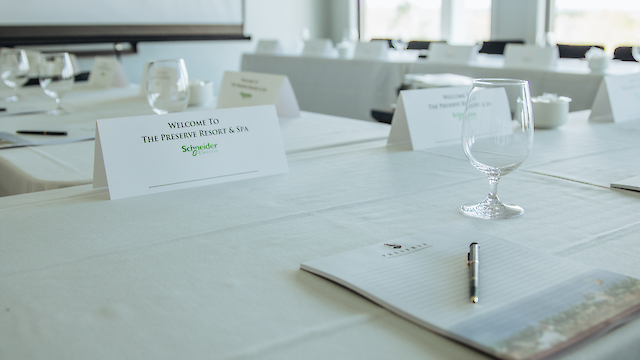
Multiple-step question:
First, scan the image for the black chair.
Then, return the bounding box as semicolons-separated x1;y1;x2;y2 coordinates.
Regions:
25;71;90;86
406;40;446;50
371;108;394;124
557;44;604;59
479;40;525;55
613;46;637;62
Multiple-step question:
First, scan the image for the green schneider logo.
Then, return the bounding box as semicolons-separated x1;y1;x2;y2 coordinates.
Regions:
182;143;218;156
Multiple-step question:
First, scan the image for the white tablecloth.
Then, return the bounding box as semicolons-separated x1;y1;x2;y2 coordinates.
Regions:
0;84;390;197
1;112;640;360
241;53;640;121
421;110;640;188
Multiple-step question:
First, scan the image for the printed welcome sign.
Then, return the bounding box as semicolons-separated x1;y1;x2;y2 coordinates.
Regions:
93;105;288;200
216;71;300;117
387;86;471;150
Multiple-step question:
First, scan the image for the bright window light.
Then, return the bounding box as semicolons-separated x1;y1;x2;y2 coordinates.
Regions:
554;0;640;53
360;0;490;44
361;0;442;41
464;0;491;44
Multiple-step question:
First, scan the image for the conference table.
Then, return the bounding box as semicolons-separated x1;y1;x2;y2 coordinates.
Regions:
2;83;640;360
0;84;390;197
241;52;640;121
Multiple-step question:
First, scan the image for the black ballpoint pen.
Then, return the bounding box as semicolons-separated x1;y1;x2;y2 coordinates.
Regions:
468;243;479;303
16;130;67;136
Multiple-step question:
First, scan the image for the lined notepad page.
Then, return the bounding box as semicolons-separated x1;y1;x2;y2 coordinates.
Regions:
302;227;640;358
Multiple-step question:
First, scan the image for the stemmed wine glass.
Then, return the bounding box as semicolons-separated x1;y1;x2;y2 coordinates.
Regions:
460;79;534;219
146;59;190;115
39;52;75;115
1;48;30;102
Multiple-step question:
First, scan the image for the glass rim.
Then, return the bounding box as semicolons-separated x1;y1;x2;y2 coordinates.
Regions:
149;58;185;64
472;78;529;86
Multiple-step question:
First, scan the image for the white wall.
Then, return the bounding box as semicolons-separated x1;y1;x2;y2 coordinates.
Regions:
328;0;359;44
76;0;332;94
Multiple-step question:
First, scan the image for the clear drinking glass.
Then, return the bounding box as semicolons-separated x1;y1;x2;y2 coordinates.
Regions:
1;48;30;102
460;79;534;219
39;52;75;115
146;59;190;115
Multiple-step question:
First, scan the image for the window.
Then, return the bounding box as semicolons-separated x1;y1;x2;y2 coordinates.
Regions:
360;0;442;41
553;0;640;53
359;0;490;44
464;0;491;44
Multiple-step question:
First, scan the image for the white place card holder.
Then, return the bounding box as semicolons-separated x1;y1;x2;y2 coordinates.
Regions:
428;43;479;65
23;49;41;77
139;61;151;96
69;54;81;75
216;71;300;118
590;73;640;123
93;105;289;200
88;56;129;88
387;86;470;150
503;44;558;70
352;40;388;60
301;39;337;58
255;40;284;55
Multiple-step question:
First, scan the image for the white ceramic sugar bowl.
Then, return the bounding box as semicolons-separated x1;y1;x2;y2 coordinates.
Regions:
532;94;572;129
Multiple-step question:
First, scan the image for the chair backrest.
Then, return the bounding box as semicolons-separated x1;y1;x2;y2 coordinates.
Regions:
503;44;558;69
479;40;525;55
613;46;637;62
557;44;604;59
406;40;446;50
371;39;394;48
301;39;337;58
353;41;388;60
255;40;284;55
428;43;479;64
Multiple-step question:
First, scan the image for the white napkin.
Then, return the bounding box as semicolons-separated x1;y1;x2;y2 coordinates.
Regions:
585;47;611;72
585;47;608;60
533;93;571;104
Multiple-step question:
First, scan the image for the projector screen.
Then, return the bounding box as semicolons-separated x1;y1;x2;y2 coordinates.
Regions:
0;0;247;46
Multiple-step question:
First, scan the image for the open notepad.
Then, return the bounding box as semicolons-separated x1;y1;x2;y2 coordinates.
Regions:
301;228;640;360
611;175;640;192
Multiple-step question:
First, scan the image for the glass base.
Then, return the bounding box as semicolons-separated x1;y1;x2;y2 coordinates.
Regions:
4;95;19;102
460;202;524;220
47;106;73;116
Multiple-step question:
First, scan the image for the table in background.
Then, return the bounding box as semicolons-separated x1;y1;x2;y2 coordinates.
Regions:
2;111;640;360
242;53;408;121
241;53;640;121
407;58;638;113
0;84;390;197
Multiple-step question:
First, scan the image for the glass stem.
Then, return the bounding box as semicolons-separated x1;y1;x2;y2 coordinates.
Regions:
55;98;62;110
486;177;501;205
